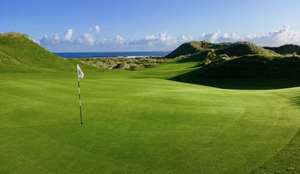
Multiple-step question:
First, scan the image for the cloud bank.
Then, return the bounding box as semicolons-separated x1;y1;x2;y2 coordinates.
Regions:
39;25;300;52
64;29;73;41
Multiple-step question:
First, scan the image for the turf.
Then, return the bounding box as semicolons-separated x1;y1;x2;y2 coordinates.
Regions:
1;61;300;174
252;129;300;174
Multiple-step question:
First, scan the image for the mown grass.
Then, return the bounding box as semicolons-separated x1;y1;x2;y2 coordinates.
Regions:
1;61;300;174
252;130;300;174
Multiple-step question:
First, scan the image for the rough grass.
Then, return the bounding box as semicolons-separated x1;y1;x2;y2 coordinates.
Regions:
80;57;171;70
166;41;213;58
1;61;300;174
216;42;279;57
166;41;279;59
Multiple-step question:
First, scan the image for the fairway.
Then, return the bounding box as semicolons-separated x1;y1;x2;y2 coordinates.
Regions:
1;61;300;174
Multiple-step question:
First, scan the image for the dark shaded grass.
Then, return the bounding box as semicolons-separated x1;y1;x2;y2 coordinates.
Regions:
288;93;300;111
171;68;300;90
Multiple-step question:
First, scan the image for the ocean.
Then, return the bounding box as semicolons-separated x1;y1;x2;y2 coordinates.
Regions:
55;51;170;58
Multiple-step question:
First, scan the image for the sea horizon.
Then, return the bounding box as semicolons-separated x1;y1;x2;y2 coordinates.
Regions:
55;51;170;58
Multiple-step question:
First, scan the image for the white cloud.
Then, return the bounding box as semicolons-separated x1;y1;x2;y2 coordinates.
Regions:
250;25;300;46
201;32;220;42
219;32;242;42
197;26;300;46
129;33;178;47
180;35;193;42
53;34;60;43
64;29;73;41
94;25;101;33
78;33;95;45
200;32;243;43
158;33;178;45
40;34;61;45
115;35;125;45
38;26;300;52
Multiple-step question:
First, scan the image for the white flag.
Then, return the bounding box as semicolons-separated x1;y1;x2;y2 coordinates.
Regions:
77;64;84;80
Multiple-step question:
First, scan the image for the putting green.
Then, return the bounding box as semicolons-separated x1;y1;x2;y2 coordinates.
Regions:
0;62;300;174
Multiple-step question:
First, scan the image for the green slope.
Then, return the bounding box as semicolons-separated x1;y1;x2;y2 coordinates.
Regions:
166;41;214;58
0;32;73;72
0;60;300;174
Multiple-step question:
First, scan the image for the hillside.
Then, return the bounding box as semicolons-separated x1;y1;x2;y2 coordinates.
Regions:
168;41;300;79
265;44;300;55
0;32;73;72
216;42;279;57
166;41;278;59
166;41;216;58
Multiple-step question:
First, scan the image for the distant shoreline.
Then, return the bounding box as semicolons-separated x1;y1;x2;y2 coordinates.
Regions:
55;51;170;58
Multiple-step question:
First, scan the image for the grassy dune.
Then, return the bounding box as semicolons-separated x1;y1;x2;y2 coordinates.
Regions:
0;33;74;72
1;61;300;174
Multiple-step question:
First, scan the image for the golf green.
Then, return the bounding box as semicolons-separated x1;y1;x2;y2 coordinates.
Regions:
1;62;300;174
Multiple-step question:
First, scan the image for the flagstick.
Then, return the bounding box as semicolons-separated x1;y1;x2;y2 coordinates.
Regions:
77;77;83;127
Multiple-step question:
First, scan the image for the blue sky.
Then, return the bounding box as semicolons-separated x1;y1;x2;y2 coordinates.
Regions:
1;0;300;52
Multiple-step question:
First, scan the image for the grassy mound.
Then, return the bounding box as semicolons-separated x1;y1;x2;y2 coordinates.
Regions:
167;41;278;59
166;41;213;58
81;57;170;70
217;42;279;57
265;44;300;55
0;32;73;72
168;41;299;79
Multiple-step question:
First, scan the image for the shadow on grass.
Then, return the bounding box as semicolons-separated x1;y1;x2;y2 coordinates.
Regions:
170;68;300;90
292;95;300;108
